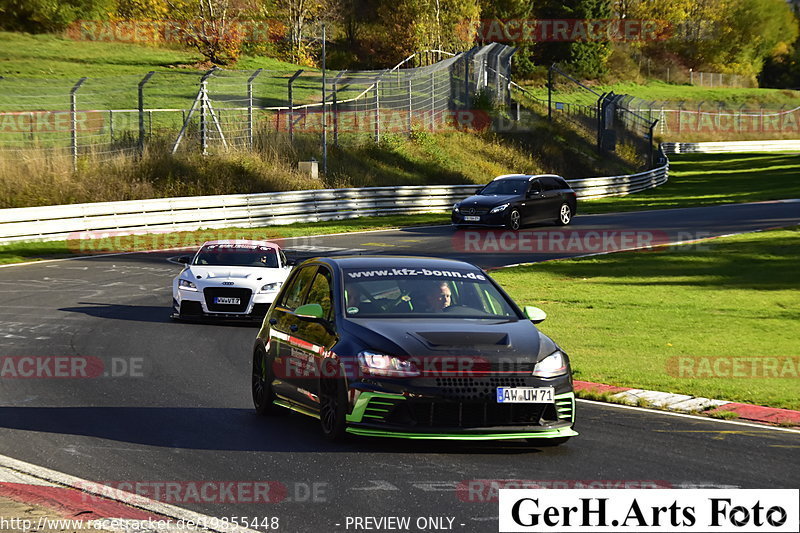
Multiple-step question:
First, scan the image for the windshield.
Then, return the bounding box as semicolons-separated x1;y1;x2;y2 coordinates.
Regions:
343;267;519;319
193;244;279;268
479;179;527;196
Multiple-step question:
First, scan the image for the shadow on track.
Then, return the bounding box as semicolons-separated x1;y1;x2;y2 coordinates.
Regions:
0;406;557;455
59;303;173;323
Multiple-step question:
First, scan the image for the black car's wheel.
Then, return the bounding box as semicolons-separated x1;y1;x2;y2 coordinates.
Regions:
526;436;570;447
252;347;278;415
556;203;573;226
319;360;348;441
507;209;522;231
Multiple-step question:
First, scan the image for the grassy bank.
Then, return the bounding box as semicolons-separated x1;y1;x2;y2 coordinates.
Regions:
492;227;800;410
580;152;800;215
0;117;636;207
522;79;800;108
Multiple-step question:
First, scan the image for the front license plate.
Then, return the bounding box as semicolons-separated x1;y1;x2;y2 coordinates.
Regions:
464;215;481;221
214;297;240;305
496;387;554;403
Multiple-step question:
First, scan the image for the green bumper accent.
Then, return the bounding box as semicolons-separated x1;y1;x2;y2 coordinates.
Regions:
346;391;405;423
345;391;577;441
346;425;578;440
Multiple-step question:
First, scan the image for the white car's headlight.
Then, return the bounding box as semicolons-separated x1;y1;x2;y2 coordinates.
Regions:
532;350;568;378
490;203;509;214
259;281;283;293
358;351;420;377
179;279;197;291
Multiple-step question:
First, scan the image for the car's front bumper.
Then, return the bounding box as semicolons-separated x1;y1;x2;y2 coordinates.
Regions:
451;210;509;227
344;388;577;440
174;288;278;320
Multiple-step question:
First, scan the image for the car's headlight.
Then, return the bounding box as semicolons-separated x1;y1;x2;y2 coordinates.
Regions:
532;350;568;378
452;203;460;213
358;351;420;377
259;281;282;293
179;279;197;291
490;203;509;214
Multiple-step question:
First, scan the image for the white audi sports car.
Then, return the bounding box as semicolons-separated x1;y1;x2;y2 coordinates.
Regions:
171;240;292;321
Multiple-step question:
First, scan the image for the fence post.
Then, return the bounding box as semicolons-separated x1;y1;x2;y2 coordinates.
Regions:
138;71;154;155
374;77;382;143
108;110;113;144
547;64;553;121
495;54;501;105
70;77;87;172
199;68;217;156
464;53;471;108
288;69;304;142
408;77;413;135
690;69;694;85
430;70;436;131
247;68;263;149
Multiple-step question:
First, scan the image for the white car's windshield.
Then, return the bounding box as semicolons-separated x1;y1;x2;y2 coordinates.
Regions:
343;268;518;319
193;245;279;268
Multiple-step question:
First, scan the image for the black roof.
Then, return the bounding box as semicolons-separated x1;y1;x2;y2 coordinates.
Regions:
310;255;484;271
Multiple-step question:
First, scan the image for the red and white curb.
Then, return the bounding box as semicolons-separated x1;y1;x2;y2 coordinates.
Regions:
574;380;800;426
0;456;259;533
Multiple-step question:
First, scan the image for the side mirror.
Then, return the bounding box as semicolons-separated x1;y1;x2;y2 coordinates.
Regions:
475;187;484;195
285;258;297;267
177;256;191;264
295;303;324;320
523;305;547;324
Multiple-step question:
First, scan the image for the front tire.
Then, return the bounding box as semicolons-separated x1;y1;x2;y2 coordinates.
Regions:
557;203;573;226
319;361;348;441
252;347;278;415
507;209;522;231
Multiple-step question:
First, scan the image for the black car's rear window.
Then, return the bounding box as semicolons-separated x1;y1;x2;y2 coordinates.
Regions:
343;267;518;319
480;179;528;196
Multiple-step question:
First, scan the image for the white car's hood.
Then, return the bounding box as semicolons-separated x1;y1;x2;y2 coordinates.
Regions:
184;265;290;286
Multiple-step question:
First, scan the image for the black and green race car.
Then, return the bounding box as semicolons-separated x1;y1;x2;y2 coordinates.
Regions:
251;255;577;444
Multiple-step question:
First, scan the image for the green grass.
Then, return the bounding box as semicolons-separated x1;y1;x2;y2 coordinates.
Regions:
0;213;449;264
580;152;800;214
522;79;800;108
491;227;800;410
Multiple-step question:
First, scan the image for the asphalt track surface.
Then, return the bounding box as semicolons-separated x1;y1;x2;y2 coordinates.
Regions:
0;200;798;532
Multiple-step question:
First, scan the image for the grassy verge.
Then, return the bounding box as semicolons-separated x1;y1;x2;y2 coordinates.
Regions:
491;227;800;410
580;152;800;215
0;213;449;265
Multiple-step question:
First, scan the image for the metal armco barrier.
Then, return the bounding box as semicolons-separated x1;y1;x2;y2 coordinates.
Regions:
0;155;670;244
663;140;800;154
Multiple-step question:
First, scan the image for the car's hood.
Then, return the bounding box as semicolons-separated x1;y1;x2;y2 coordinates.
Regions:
343;317;557;365
458;194;518;208
183;266;290;284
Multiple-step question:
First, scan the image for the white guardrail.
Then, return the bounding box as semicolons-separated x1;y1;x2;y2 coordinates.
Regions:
0;159;670;244
1;168;669;245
